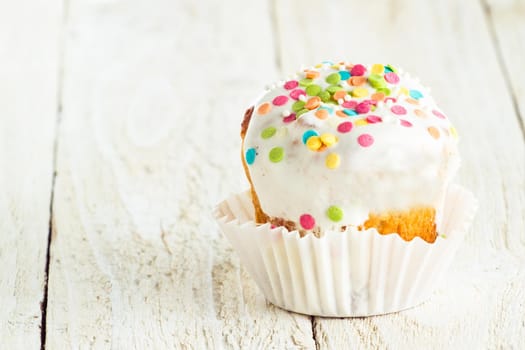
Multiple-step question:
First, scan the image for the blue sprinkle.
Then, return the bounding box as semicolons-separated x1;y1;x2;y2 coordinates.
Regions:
410;89;423;99
322;60;334;65
343;109;357;116
339;71;351;80
302;129;319;144
245;148;257;165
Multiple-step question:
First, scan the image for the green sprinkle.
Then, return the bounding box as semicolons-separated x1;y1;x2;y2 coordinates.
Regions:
269;147;284;163
326;73;341;84
326;85;343;94
261;126;276;139
376;87;391;96
368;74;386;89
299;78;313;87
318;90;331;102
306;84;322;96
326;206;344;222
296;108;309;117
292;100;305;112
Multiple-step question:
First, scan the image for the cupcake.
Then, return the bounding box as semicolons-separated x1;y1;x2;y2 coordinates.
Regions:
216;61;477;317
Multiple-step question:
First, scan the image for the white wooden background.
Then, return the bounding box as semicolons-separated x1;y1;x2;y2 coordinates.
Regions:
1;0;524;349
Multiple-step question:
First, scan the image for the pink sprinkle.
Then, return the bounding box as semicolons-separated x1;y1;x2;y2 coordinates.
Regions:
284;80;298;90
350;64;366;76
273;95;289;106
270;224;276;229
342;100;357;109
391;105;407;115
400;119;412;127
290;89;306;100
432;109;446;119
384;72;399;84
366;115;382;123
299;214;316;230
357;133;374;147
283;113;296;123
337;121;353;133
384;97;397;104
356;102;371;114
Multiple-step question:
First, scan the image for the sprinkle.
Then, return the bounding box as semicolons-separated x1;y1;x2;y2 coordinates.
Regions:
283;113;296;123
349;76;367;86
332;90;347;101
306;136;322;151
350;64;366;76
357;133;374;147
399;87;409;96
409;90;423;100
377;87;391;96
257;103;271;115
272;95;289;106
325;153;341;169
326;205;343;222
450;126;458;138
354;119;368;126
391;105;407;115
414;109;426;118
245;148;256;165
296;108;309;117
384;72;399;84
400;119;412;127
305;70;320;79
261;126;277;139
356;102;371;114
339;71;351;80
368;74;386;88
306;84;322;96
428;126;440;139
305;96;321;110
405;98;419;105
371;64;384;75
336;110;346;118
298;94;307;102
315;109;329;119
343;109;357;116
371;92;385;101
326;73;341;84
342;100;357;109
337;121;353;133
299;78;313;86
318;90;331;102
320;133;337;147
326;85;343;94
302;129;319;144
366;115;382;123
292;100;306;112
299;214;316;230
432;109;446;119
351;87;369;98
284;80;299;90
269;147;284;162
290;89;306;100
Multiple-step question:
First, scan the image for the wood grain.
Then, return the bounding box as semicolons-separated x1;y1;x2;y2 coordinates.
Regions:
273;0;525;348
0;1;61;348
46;0;315;348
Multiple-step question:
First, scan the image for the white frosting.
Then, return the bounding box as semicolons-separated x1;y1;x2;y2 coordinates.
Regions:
243;61;459;232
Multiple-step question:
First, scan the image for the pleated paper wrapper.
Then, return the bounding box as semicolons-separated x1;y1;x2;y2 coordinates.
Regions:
214;185;477;317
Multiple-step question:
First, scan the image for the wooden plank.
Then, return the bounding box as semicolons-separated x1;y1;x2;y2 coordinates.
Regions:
484;0;525;128
0;1;61;348
46;0;315;348
273;0;525;348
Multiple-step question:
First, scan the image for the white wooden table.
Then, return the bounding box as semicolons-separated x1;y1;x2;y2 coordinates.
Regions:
1;0;524;348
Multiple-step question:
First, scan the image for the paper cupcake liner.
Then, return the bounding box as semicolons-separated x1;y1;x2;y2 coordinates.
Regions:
214;185;477;317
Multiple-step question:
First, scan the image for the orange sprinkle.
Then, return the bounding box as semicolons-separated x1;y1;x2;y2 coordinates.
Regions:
306;70;320;79
371;92;385;101
336;110;347;118
315;109;329;119
349;76;367;86
406;98;419;105
428;126;440;139
414;109;427;118
257;102;271;115
317;144;327;152
305;96;321;110
333;90;347;101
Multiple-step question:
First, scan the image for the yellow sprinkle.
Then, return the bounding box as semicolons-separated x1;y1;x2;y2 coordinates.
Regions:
325;153;341;169
450;126;458;139
371;64;384;74
315;63;322;68
399;87;409;96
320;133;337;147
351;87;369;98
354;119;368;126
331;64;340;70
306;136;322;151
